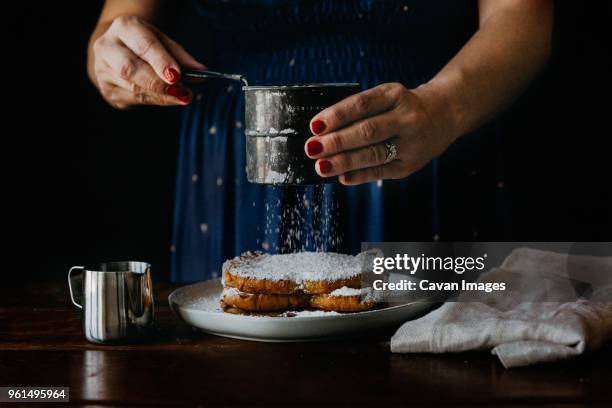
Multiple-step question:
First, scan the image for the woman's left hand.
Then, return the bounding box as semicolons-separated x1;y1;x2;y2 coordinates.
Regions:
304;82;454;185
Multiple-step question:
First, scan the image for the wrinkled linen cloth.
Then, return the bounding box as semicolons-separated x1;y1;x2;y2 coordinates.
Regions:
391;248;612;368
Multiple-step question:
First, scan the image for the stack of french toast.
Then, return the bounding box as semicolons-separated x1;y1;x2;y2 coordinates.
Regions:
220;251;379;315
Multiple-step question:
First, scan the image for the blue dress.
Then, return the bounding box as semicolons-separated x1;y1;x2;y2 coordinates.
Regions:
172;0;480;281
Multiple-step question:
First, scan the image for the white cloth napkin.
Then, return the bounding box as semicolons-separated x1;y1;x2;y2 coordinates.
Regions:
390;248;612;368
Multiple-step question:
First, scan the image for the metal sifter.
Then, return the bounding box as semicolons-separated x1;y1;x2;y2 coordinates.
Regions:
183;70;359;185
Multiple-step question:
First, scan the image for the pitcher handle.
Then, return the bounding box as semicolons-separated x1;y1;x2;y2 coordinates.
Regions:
68;266;84;309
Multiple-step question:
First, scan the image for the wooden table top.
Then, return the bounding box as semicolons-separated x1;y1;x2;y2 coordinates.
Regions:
1;282;611;407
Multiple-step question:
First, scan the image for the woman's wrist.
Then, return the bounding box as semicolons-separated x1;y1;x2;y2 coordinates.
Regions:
412;80;465;144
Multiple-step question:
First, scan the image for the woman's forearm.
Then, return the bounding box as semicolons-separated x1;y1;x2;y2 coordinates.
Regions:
415;0;554;141
87;0;163;85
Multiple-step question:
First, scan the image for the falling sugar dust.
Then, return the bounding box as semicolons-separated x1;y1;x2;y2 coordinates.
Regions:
257;185;344;253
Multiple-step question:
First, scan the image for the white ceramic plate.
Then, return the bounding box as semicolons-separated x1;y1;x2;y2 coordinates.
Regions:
169;275;438;342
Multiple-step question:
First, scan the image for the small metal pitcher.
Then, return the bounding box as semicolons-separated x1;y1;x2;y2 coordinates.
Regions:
68;261;154;343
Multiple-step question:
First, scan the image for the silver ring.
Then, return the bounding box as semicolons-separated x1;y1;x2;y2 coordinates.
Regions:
383;139;398;164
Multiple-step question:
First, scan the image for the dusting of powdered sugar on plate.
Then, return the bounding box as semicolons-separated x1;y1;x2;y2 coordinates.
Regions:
280;310;341;317
223;250;379;283
180;293;223;313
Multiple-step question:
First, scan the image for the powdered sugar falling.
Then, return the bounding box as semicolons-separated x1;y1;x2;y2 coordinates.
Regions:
263;185;342;252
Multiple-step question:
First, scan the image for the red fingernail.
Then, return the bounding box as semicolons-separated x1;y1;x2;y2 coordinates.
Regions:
311;120;326;135
165;67;179;83
306;140;323;156
318;160;332;174
166;85;182;97
178;91;191;103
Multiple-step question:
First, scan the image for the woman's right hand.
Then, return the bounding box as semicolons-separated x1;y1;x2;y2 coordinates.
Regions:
90;15;206;109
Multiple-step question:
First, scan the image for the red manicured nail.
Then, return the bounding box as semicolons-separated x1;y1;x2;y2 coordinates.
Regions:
318;160;332;174
306;140;323;156
178;90;191;103
165;67;179;83
166;85;182;97
311;120;326;134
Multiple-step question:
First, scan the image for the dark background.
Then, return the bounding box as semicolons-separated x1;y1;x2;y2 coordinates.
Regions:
8;1;611;285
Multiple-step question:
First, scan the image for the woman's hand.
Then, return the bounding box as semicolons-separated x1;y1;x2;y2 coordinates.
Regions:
89;15;206;109
304;83;455;185
303;0;553;186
